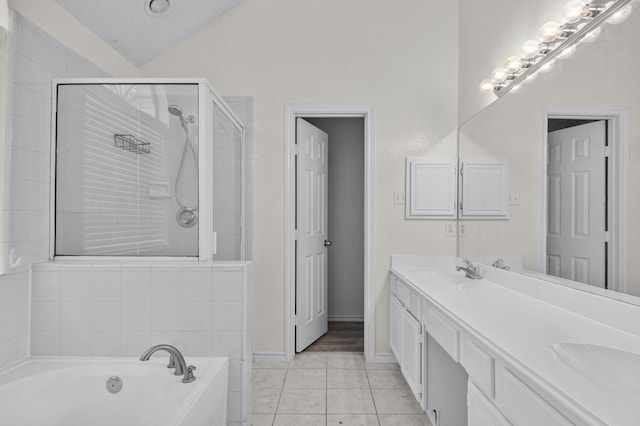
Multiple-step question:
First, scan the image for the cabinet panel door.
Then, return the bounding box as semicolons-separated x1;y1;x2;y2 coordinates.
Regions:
401;308;423;404
406;157;457;219
468;381;511;426
389;294;403;361
459;157;509;218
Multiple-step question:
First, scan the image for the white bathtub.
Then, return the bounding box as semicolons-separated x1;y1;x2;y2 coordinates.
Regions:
0;356;228;426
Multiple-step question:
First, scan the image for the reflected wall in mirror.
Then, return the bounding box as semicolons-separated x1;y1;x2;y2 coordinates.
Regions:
458;6;640;298
0;23;8;275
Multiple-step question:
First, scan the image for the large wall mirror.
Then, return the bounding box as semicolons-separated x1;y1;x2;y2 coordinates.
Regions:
458;6;640;302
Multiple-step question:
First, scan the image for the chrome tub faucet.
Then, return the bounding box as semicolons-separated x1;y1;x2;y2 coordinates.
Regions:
140;344;196;383
456;258;481;279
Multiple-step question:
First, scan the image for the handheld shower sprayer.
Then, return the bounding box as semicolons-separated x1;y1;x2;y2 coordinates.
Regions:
168;104;199;228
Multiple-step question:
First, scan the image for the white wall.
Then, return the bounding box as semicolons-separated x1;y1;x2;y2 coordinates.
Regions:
142;0;460;356
307;117;364;322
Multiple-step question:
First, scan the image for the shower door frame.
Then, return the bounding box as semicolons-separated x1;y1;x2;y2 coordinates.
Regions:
49;78;246;262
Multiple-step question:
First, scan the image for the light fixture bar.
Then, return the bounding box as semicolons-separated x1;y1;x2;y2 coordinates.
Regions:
494;0;633;98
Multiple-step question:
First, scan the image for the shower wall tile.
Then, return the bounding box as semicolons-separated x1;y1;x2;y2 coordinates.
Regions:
30;261;253;423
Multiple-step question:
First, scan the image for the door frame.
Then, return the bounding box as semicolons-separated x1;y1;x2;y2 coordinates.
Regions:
541;106;629;293
285;104;375;361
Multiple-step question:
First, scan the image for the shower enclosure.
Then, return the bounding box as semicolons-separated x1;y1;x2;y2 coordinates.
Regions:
51;79;244;261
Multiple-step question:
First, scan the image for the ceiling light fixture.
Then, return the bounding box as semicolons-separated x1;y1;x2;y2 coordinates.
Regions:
145;0;173;17
479;0;634;97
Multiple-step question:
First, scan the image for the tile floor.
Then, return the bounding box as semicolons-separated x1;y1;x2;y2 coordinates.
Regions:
251;352;432;426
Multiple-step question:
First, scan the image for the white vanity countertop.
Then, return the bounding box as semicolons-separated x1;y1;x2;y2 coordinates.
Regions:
390;256;640;425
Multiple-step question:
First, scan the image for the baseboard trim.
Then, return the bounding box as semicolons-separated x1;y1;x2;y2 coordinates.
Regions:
253;352;288;362
328;316;365;322
372;353;397;363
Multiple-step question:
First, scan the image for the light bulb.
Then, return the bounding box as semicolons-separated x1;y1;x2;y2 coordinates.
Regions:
538;21;562;42
563;0;589;23
607;3;632;24
490;67;508;83
521;40;541;58
504;55;524;73
479;79;495;93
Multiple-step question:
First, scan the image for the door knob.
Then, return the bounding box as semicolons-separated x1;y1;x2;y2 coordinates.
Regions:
324;240;332;247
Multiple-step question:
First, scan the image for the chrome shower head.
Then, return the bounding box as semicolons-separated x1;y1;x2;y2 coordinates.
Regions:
168;105;183;117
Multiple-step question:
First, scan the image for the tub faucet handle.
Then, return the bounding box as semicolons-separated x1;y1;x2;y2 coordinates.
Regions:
183;365;196;383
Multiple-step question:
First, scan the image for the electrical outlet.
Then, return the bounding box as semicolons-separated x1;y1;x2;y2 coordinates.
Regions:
509;192;521;205
393;190;405;205
445;221;457;237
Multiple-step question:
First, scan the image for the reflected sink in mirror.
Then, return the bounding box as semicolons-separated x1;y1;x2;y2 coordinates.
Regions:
551;343;640;396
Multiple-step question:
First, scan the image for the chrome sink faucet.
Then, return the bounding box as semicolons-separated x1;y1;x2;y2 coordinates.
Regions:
456;258;481;279
491;258;510;270
140;344;196;383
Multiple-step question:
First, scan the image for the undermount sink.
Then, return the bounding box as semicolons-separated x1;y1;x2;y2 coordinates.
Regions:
551;342;640;396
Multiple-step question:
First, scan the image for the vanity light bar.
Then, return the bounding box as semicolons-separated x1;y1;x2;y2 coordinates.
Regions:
479;0;634;97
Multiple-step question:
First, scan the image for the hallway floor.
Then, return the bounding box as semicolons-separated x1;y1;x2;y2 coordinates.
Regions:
251;352;432;426
305;322;364;352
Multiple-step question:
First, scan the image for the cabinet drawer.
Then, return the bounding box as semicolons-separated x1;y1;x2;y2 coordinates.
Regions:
422;303;459;361
496;367;573;426
409;290;421;319
461;334;494;398
396;279;411;308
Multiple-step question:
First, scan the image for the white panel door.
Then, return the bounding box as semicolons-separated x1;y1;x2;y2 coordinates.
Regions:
296;118;329;352
547;121;606;287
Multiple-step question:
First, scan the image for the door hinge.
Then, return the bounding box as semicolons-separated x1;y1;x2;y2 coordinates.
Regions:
604;231;610;242
418;329;424;343
460;165;464;175
604;146;611;157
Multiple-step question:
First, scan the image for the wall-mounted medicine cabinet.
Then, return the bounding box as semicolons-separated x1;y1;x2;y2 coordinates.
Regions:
405;157;458;219
406;156;509;220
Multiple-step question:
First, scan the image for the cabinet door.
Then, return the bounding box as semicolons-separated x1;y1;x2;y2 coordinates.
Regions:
468;381;511;426
389;294;403;361
459;157;509;219
401;308;423;403
406;157;458;219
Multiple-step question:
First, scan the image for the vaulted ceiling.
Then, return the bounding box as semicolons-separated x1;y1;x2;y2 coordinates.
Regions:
55;0;244;66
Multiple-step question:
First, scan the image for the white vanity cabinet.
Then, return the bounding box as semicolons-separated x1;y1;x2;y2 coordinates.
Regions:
389;265;602;426
389;278;424;404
